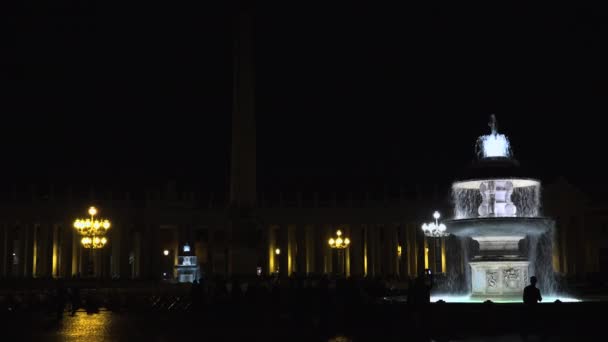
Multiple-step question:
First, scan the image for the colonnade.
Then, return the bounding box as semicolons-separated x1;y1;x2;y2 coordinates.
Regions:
265;223;447;278
0;219;451;280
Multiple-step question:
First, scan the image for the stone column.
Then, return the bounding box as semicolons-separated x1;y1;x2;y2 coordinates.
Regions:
364;224;370;276
119;223;132;279
138;226;150;279
379;225;387;275
365;224;375;276
344;225;351;277
141;224;160;279
350;224;363;277
208;227;216;274
386;225;398;276
424;238;430;271
428;236;437;273
278;225;288;277
61;223;73;278
314;224;325;274
133;231;142;278
287;224;296;275
71;228;80;277
31;225;39;277
324;225;332;274
39;224;50;277
94;244;104;278
266;225;276;275
150;224;161;280
416;225;426;276
111;223;121;278
7;225;16;277
407;223;417;277
305;225;314;275
23;224;34;278
552;218;561;273
43;224;54;277
373;225;381;276
52;225;61;278
397;224;407;277
173;226;179;277
0;224;6;277
16;225;25;277
441;237;447;273
561;221;569;275
295;224;306;275
581;215;593;274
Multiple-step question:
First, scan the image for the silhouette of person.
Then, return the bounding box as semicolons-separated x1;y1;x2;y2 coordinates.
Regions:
56;282;67;320
521;276;543;340
70;286;80;316
523;276;542;305
411;269;434;307
409;270;434;340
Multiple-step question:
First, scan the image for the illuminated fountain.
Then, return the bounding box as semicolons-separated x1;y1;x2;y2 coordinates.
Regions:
437;115;574;302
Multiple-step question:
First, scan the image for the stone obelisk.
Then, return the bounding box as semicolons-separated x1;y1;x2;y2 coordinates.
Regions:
227;7;259;275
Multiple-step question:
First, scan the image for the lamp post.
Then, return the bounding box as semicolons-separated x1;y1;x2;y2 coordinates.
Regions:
162;249;171;279
328;229;350;276
275;248;281;275
73;206;111;277
421;211;448;273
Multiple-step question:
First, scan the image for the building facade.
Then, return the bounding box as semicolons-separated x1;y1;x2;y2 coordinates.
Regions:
0;10;602;284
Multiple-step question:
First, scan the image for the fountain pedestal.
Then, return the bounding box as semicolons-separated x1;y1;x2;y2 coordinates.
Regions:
470;260;529;297
469;235;528;298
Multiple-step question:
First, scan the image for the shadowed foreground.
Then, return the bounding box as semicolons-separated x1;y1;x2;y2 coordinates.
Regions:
0;301;606;341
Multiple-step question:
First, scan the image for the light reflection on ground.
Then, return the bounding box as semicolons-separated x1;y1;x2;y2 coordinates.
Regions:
58;311;113;341
430;295;581;303
30;310;146;342
384;295;581;303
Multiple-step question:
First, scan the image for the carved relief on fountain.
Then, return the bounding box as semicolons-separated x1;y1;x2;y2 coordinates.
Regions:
486;270;499;289
471;261;530;297
503;267;521;290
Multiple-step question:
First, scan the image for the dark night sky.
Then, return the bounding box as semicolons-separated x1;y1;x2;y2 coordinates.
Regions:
2;2;608;196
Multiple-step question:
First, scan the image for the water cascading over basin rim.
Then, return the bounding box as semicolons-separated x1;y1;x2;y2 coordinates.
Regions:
445;217;553;237
452;178;540;190
453;157;540;184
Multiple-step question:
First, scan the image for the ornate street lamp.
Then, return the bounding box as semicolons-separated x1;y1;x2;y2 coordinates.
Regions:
73;206;111;248
328;229;350;276
421;211;448;273
81;236;108;249
328;229;350;249
73;206;111;276
421;211;448;238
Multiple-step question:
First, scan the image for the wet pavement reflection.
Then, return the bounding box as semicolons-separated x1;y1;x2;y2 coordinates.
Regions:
0;310;563;342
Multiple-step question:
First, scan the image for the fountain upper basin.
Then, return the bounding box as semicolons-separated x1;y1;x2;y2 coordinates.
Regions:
445;217;553;237
452;178;540;190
